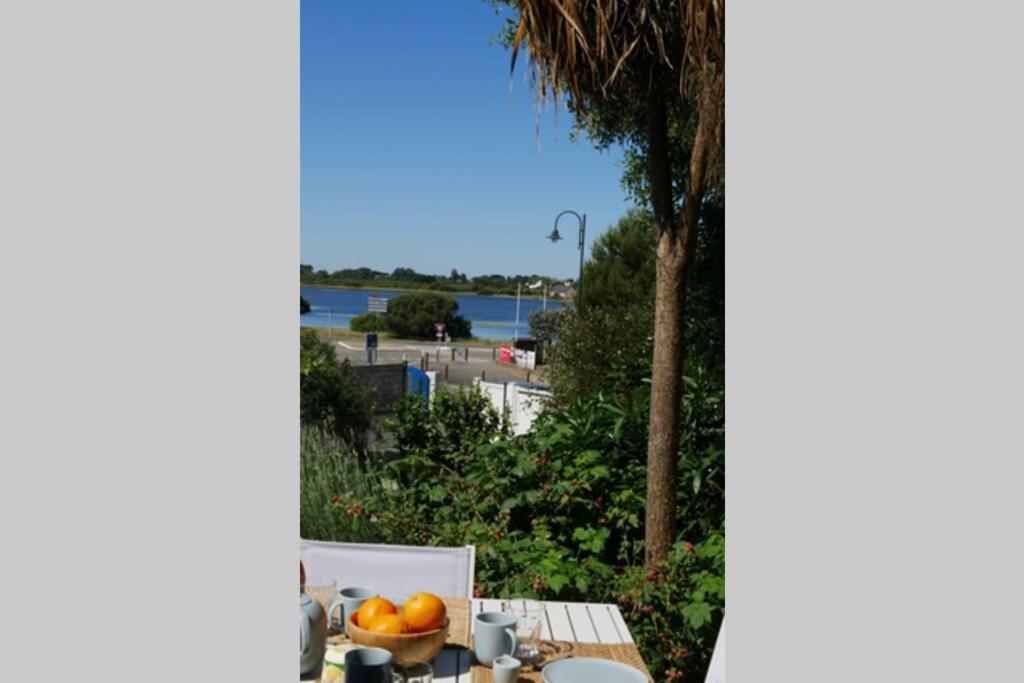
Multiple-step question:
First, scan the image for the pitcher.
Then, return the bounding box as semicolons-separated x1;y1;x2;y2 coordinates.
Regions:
300;593;328;675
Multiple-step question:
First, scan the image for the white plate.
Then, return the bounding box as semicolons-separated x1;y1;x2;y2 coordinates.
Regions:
541;657;648;683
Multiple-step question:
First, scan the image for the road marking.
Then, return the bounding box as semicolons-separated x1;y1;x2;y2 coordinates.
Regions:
337;341;363;350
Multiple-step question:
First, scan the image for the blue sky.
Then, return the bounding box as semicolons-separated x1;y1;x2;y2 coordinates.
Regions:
301;1;634;280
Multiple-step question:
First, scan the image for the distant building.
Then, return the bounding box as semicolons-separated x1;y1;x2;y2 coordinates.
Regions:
548;281;576;298
527;279;545;290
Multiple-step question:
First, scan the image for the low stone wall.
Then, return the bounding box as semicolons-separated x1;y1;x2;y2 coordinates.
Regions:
351;363;407;414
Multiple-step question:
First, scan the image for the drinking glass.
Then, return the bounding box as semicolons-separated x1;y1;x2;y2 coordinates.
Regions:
400;660;433;683
303;575;338;619
503;598;544;661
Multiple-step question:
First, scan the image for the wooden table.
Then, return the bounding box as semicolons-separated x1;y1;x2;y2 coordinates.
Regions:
427;598;636;683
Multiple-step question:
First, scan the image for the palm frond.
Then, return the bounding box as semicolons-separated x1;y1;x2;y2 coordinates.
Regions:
510;0;724;187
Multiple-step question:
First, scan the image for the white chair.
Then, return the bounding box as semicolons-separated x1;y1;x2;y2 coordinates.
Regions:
300;539;475;598
705;615;725;683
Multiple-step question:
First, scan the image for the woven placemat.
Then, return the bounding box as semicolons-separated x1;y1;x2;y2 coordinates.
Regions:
470;641;653;683
325;596;471;650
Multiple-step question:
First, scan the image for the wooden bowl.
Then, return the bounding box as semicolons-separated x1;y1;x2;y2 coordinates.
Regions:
348;612;449;666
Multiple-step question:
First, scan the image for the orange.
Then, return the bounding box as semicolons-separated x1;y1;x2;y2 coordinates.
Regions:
366;613;408;634
403;592;447;633
356;597;397;630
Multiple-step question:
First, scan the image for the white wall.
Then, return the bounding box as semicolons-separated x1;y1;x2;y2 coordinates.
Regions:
426;370;440;399
473;379;552;435
512;386;549;435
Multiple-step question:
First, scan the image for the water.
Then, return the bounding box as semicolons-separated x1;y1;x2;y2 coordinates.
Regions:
300;286;565;341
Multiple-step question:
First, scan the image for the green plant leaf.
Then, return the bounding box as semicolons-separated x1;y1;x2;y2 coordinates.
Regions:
681;601;713;629
548;574;570;593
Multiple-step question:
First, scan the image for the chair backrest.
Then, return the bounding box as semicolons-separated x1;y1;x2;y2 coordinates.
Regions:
704;615;725;683
300;539;475;599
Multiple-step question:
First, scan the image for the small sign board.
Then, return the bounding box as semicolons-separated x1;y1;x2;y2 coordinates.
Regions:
368;296;388;313
366;332;378;348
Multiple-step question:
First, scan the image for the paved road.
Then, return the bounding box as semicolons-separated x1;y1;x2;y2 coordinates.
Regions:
332;338;540;387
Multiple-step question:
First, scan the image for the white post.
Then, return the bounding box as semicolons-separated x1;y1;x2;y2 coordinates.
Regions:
514;282;521;342
328;307;332;338
542;283;547;311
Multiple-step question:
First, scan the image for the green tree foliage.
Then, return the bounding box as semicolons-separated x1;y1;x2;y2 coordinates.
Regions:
553;210;659;401
390;266;426;282
551;304;655;404
348;312;377;333
685;198;725;372
300;296;311;315
300;330;373;444
580;208;657;310
387;385;508;469
377;292;472;340
549;204;724;405
526;308;564;345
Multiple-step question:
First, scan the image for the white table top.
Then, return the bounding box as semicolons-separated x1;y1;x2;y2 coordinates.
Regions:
426;598;634;683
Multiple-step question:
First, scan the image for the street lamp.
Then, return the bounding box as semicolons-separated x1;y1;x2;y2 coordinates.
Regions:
548;209;586;305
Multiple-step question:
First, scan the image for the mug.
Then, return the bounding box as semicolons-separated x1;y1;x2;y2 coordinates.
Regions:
328;587;376;634
321;644;362;682
492;655;522;683
344;646;406;683
473;612;518;667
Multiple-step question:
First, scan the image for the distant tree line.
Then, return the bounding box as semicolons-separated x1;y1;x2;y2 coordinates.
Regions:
300;263;566;297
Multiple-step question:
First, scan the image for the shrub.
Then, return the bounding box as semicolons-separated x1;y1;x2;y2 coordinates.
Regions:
348;312;376;333
443;313;472;340
550;304;655;405
377;292;472;339
616;533;725;681
387;385;509;467
300;330;373;444
526;308;564;346
300;425;390;543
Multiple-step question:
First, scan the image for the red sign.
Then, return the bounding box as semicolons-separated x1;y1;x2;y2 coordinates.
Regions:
435;323;446;333
499;345;513;363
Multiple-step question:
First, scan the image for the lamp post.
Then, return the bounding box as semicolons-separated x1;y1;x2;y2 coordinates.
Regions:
547;209;586;305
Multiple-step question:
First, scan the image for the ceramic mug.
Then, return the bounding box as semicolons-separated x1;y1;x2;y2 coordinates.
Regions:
328;587;376;634
344;646;406;683
492;654;522;683
473;612;518;667
321;644;363;682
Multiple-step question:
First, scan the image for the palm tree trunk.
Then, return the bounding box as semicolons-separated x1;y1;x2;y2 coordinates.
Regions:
644;89;709;568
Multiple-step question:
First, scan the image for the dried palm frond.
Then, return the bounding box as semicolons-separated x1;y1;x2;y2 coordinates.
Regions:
510;0;724;186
